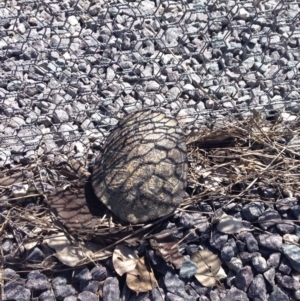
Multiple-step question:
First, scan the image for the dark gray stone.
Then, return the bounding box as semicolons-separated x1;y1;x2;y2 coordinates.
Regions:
275;197;298;213
264;267;275;287
165;292;185;301
209;231;228;250
248;274;267;301
79;280;99;293
73;268;92;282
39;290;55;301
91;266;107;281
257;234;282;250
3;268;20;282
222;287;249;301
291;205;300;220
53;284;76;300
279;257;292;274
179;258;198;279
78;291;99;301
26;247;44;262
276;223;295;234
267;253;281;268
164;271;187;299
278;275;300;290
103;277;120;301
4;282;31;301
244;232;259;252
26;271;50;291
258;210;282;230
282;244;300;272
242;202;264;221
235;266;253;292
268;286;289;301
252;256;268;272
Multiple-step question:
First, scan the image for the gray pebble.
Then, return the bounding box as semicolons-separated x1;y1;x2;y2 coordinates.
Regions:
53;284;76;300
244;232;259;252
164;271;188;299
222;287;249;301
73;268;92;282
282;244;300;272
242;203;264;221
78;291;99;301
26;271;50;291
248;274;267;301
4;282;31;301
252;256;268;272
103;277;120;301
91;266;107;281
79;280;99;293
235;266;253;292
209;231;228;250
264;267;276;287
278;275;300;290
39;290;55;301
268;286;289;301
26;247;44;262
258;209;282;230
179;258;198;279
257;233;282;251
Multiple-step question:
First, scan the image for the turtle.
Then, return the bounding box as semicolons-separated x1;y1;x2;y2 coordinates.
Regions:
92;109;188;224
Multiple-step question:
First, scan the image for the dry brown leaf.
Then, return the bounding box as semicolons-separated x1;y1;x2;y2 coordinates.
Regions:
150;237;184;269
217;215;252;234
112;245;139;276
191;250;221;287
126;257;157;293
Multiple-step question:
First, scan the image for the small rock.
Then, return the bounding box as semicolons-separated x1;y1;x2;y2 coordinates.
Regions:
257;234;282;251
242;203;264;221
73;268;92;282
78;291;98;301
279;257;292;274
53;109;69;123
209;231;228;250
164;271;187;298
91;266;107;281
222;287;249;301
39;290;55;301
264;267;276;287
103;277;120;301
221;240;237;261
26;271;50;291
3;268;20;282
268;286;289;301
282;244;300;272
252;256;268;272
4;282;31;301
244;232;259;252
67;16;79;26
235;266;253;292
179;258;198;279
258;209;281;230
225;257;243;272
79;280;99;293
26;247;44;262
53;284;76;300
237;7;250;19
278;275;300;290
7;80;22;91
267;253;281;268
248;274;267;301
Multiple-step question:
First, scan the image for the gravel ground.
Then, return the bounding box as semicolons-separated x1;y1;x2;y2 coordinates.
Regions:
1;0;300;300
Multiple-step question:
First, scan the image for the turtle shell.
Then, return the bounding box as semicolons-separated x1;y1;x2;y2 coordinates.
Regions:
92;110;188;224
